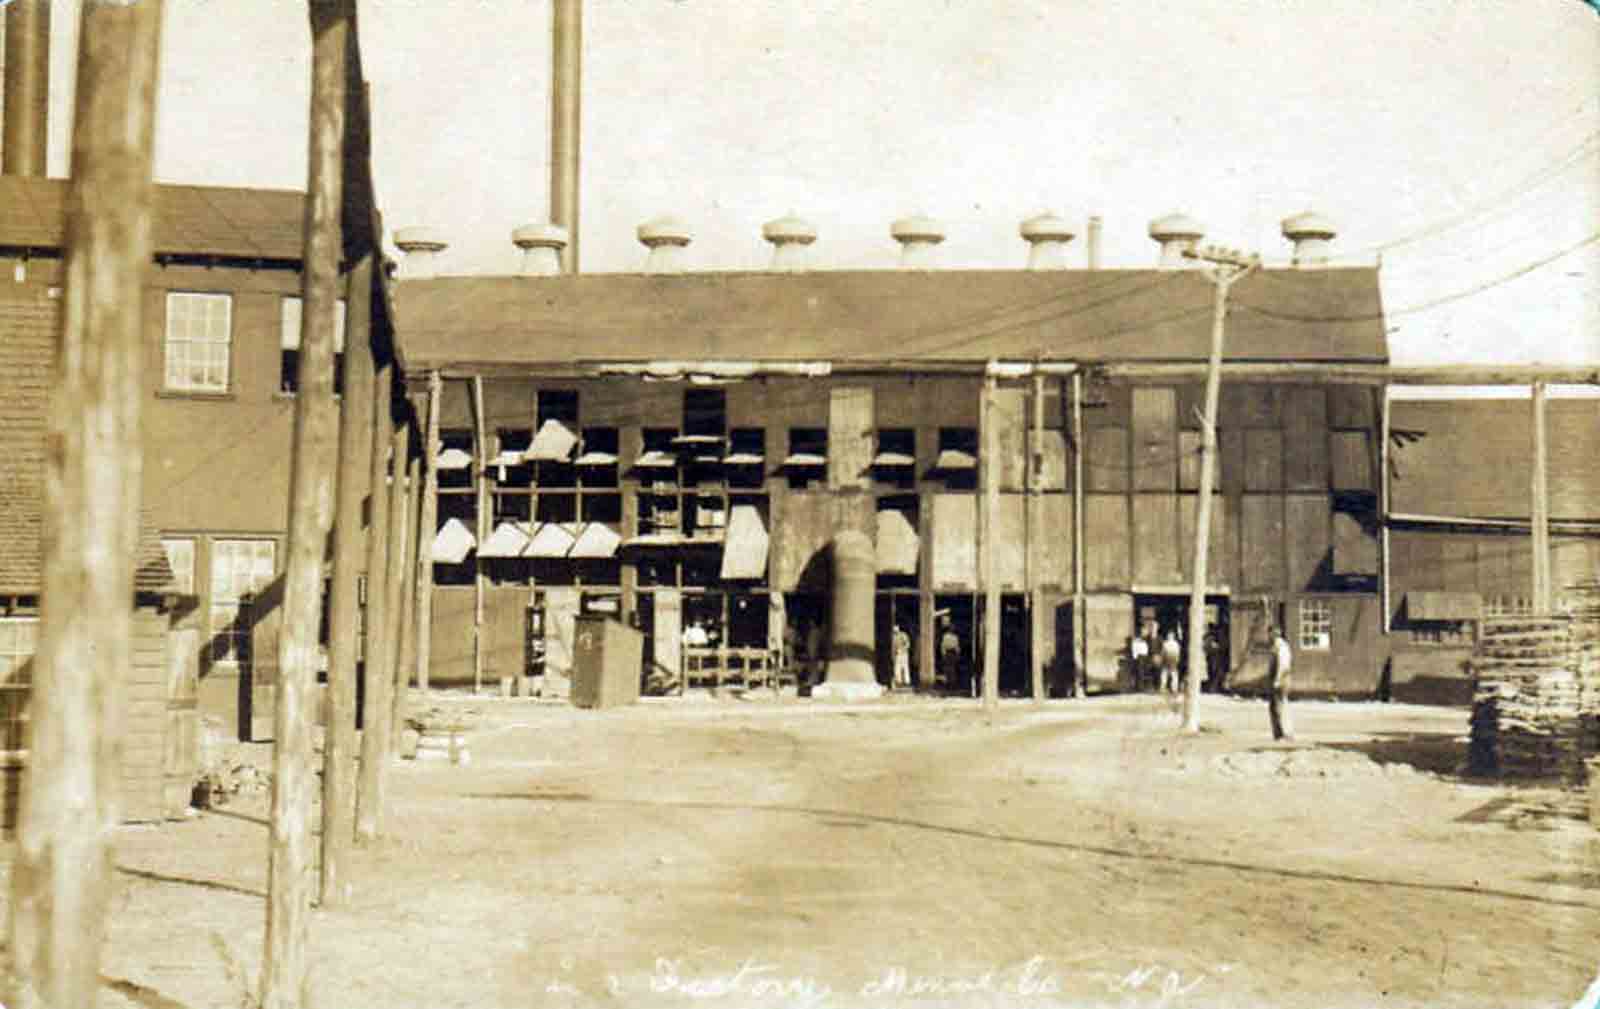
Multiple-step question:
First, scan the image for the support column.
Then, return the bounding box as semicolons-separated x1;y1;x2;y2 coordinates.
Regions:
1531;381;1551;614
386;422;415;749
979;374;1000;712
814;529;882;700
414;373;441;692
471;376;488;693
1072;371;1087;696
355;365;393;842
2;0;52;177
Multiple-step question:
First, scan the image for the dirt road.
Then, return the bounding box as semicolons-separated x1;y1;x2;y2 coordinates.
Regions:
11;693;1598;1008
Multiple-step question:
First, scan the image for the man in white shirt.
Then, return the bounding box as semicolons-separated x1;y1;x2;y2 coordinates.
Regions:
1269;627;1294;741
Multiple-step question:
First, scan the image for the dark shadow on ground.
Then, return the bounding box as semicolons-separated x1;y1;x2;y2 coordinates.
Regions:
1323;730;1472;778
462;792;1600;911
117;865;265;900
103;975;193;1009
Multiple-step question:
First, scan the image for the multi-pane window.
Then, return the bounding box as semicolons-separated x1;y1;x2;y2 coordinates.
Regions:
164;292;233;393
1297;598;1332;651
0;617;37;751
161;537;196;595
1409;623;1474;647
210;539;276;664
1483;595;1534;618
280;296;347;395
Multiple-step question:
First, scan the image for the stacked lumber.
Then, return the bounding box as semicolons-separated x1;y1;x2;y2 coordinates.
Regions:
1469;615;1588;780
1566;580;1600;767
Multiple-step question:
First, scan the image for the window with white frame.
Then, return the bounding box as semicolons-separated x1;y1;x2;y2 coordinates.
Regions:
1297;598;1332;651
210;539;276;665
279;296;348;395
161;537;196;595
0;616;38;750
164;292;233;393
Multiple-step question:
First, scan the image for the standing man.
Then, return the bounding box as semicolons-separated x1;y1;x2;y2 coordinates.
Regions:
891;624;912;690
1269;626;1295;741
938;618;961;695
1129;633;1150;692
1160;628;1182;695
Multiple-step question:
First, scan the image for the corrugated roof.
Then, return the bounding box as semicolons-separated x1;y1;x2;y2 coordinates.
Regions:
393;267;1388;370
0;176;305;261
1390;399;1600;521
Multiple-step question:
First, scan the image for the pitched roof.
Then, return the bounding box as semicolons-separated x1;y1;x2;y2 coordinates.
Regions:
0;288;173;596
392;266;1388;370
1390;398;1600;521
0;176;305;262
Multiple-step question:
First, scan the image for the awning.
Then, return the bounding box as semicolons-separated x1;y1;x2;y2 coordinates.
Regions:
431;517;476;564
526;521;580;558
934;449;976;470
872;451;917;467
574;450;618;466
633;450;677;468
1405;590;1482;622
570;522;622;559
434;447;473;471
876;508;919;575
489;449;524;468
781;452;827;468
525;418;579;462
622;532;687;548
478;521;533;558
723;452;764;466
719;505;770;580
672;434;724;448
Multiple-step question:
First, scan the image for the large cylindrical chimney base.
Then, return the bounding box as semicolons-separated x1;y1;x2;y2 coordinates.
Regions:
814;531;883;700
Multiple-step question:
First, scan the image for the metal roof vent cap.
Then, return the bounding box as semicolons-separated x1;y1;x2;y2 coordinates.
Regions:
890;214;945;268
393;226;449;279
512;223;568;276
1281;211;1337;268
762;214;817;272
1148;213;1205;269
637;216;692;274
1020;212;1076;270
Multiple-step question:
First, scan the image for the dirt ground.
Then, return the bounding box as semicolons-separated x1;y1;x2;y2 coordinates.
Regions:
4;690;1598;1009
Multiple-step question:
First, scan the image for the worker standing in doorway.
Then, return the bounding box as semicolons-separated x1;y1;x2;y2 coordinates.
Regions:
1160;628;1182;694
891;624;912;690
1269;626;1295;741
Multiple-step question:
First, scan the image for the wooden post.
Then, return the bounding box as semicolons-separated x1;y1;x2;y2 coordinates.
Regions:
391;441;421;749
1183;272;1227;733
381;419;410;757
471;375;489;693
1071;371;1086;697
9;4;161;1007
979;372;1000;712
1028;372;1045;703
1531;381;1551;614
320;250;370;907
2;0;52;177
414;373;442;693
354;370;394;843
262;3;349;1002
1379;386;1392;633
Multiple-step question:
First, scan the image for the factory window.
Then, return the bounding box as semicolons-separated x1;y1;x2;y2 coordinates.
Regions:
0;616;38;751
875;429;916;489
279;296;347;396
683;388;726;438
537;389;579;425
1483;594;1534;618
937;428;979;490
1408;622;1474;647
209;539;276;665
161;537;197;595
1296;598;1332;652
726;428;766;489
436;430;474;491
164;292;233;394
495;428;536;489
786;428;827;489
579;427;619;488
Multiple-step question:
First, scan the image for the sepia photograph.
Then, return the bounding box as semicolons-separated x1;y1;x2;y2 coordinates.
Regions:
0;1;1597;1006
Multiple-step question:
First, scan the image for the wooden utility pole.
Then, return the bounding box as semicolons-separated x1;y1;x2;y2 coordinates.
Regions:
414;373;442;693
355;370;394;843
2;0;52;177
380;420;409;746
320;251;372;906
1072;371;1086;697
9;5;161;1007
391;443;421;748
1028;372;1045;703
979;371;1000;713
262;2;349;1002
471;376;489;693
1183;246;1259;734
1531;381;1551;614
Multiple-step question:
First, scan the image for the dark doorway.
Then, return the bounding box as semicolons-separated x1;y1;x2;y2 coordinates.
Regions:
1131;593;1231;691
933;594;975;695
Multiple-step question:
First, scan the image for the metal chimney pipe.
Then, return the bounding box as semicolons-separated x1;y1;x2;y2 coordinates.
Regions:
550;0;582;273
3;0;51;177
1086;215;1103;270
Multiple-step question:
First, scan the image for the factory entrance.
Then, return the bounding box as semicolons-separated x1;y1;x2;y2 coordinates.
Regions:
930;594;1031;696
874;591;920;690
1130;593;1231;692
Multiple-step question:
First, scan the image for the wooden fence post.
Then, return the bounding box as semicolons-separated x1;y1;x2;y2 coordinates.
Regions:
391;438;421;749
414;374;442;694
9;4;162;1007
355;365;394;842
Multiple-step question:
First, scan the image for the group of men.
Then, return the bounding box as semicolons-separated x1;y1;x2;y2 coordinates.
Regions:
1129;621;1203;694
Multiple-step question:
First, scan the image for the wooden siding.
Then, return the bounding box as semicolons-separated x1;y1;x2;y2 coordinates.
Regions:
483;585;529;680
931;493;977;589
428;586;476;685
1034;429;1070;491
1180;494;1233;588
773;492;831;592
1332;512;1378;574
1330;430;1373;492
1034;493;1074;591
1241;495;1286;590
124;606;169;822
1084;494;1130;588
1283;387;1328;491
1243;429;1283;491
1285;495;1331;591
1132;387;1177;492
995;494;1026;589
995;387;1027;491
1083;592;1133;691
1132;494;1182;586
828;386;874;490
1086;428;1128;493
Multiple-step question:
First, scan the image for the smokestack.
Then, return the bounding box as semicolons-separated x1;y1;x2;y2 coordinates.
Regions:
3;0;51;177
512;224;568;276
762;215;817;272
550;0;582;273
637;216;691;274
393;227;448;280
1148;213;1205;268
1086;215;1103;270
890;215;945;268
1019;213;1075;270
1281;211;1337;267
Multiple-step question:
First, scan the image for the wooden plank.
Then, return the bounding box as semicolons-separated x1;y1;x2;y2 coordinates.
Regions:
1243;430;1283;491
1283;387;1328;491
1332;512;1378;575
931;493;977;589
1035;493;1073;591
653;589;681;684
1178;430;1203;491
1083;494;1130;588
1441;536;1478;592
1328;386;1372;430
1133;494;1182;585
995;494;1026;590
1241;494;1286;590
1285;495;1331;591
994;386;1027;491
773;491;831;592
1083;592;1133;690
543;586;580;678
827;386;874;491
427;587;476;684
1034;429;1069;491
1131;388;1177;492
1180;494;1232;587
1219;426;1245;497
1330;430;1373;491
483;587;530;681
1086;427;1128;493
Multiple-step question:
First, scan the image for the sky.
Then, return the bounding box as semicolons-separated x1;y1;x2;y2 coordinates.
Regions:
30;0;1600;368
